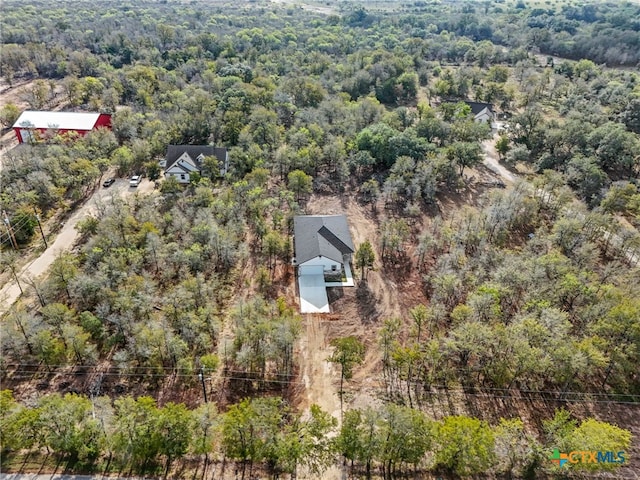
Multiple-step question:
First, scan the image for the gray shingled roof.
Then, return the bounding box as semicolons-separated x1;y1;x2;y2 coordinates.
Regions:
464;101;494;116
164;145;228;173
293;215;354;264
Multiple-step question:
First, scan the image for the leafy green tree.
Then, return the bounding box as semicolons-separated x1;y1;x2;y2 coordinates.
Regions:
0;102;20;128
433;416;496;476
439;102;472;122
600;182;639;215
565;156;608;207
144;161;161;181
10;207;38;245
355;241;375;281
287;169;312;201
38;393;104;462
112;145;135;175
160;175;182;194
248;107;281;152
263;229;287;271
377;404;432;477
564;419;632;471
415;116;450;145
112;396;161;473
587;122;639;176
191;403;218;457
544;410;632;472
48;252;79;299
220;397;283;479
0;390;25;452
447;142;483;177
509;108;544;154
360;179;380;209
409;304;431;343
335;407;380;477
487;65;509;83
156;403;193;477
336;409;365;473
494;418;540;478
495;135;511;161
272;404;337;478
620;97;640;134
32;330;66;370
355;123;399;167
329;336;366;414
543;408;576;455
283;77;326;108
451;118;491;143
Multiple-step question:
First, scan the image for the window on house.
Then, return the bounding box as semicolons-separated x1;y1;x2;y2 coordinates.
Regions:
180;174;186;180
331;265;337;271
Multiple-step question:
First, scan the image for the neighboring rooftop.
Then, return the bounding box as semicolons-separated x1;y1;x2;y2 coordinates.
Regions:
293;215;355;264
12;111;103;130
164;145;228;172
464;101;494;115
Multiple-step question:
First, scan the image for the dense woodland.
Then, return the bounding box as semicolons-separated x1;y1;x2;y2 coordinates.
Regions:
1;0;639;477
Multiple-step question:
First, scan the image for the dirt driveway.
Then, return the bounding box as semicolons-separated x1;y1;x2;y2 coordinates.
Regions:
0;178;155;314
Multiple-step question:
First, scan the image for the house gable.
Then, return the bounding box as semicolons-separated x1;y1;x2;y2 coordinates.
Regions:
164;145;229;177
176;152;199;172
474;107;493;123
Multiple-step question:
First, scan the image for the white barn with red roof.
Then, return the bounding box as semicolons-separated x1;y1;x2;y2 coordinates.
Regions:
12;111;112;144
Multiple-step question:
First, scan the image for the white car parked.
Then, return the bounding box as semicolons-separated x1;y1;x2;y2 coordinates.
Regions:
129;175;141;187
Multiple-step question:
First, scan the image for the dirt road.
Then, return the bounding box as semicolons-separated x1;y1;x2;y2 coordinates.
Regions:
482;136;517;183
0;178;155;314
482;134;639;266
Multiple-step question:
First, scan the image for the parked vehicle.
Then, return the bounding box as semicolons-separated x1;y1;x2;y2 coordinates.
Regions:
129;175;141;187
102;178;116;188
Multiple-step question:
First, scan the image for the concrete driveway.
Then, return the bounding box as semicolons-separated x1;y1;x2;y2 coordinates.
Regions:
298;266;330;313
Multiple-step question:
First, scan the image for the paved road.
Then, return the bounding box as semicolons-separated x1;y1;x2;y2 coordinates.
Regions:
0;178;155;315
0;475;150;480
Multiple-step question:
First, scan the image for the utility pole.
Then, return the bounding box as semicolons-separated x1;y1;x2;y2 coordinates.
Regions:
10;264;23;295
2;211;18;250
199;366;208;403
33;207;48;249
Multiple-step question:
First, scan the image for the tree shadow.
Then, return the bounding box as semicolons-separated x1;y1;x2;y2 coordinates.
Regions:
381;254;413;282
18;451;32;473
356;280;380;324
327;286;345;303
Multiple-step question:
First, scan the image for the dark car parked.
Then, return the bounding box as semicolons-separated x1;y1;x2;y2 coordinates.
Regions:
103;178;116;188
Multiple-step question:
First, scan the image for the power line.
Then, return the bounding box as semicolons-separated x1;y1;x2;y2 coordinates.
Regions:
3;365;639;404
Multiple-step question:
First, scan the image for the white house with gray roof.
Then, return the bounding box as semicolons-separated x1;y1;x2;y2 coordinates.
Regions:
293;215;355;313
163;145;229;183
293;215;354;276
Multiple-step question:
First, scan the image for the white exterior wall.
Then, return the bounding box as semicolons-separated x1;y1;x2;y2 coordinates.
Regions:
165;171;190;183
474;108;493;122
299;256;342;273
298;265;324;277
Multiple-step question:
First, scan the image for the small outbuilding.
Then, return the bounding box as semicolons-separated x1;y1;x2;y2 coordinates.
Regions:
12;111;112;144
